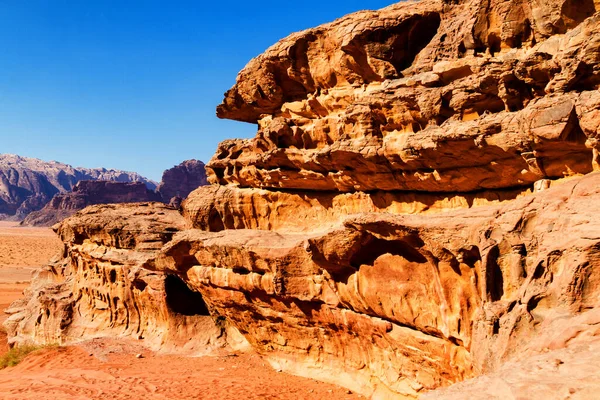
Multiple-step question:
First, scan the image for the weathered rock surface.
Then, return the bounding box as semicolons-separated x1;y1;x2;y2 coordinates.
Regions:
157;159;208;206
7;0;600;399
211;0;600;193
169;173;600;398
0;154;157;220
422;315;600;400
5;203;242;355
182;184;531;233
22;181;164;227
9;173;600;398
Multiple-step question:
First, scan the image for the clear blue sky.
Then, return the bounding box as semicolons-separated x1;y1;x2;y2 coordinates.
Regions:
0;0;397;181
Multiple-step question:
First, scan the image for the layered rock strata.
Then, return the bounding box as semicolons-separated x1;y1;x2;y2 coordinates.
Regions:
6;0;600;399
170;174;600;398
212;0;600;194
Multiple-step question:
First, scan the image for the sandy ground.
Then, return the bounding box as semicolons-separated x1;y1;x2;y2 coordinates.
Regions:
0;282;29;354
0;339;363;400
0;221;63;270
0;221;364;399
0;221;63;355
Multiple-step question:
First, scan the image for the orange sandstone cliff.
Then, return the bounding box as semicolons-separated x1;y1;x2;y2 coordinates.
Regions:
5;0;600;398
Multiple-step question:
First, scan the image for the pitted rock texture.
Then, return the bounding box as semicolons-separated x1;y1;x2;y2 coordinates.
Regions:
210;0;600;193
7;1;600;399
168;173;600;398
0;154;157;220
422;313;600;400
157;159;208;206
182;184;531;233
9;174;600;398
5;203;238;355
22;181;163;227
182;0;600;395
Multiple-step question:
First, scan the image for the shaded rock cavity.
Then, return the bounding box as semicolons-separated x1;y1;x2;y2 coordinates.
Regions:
165;274;210;317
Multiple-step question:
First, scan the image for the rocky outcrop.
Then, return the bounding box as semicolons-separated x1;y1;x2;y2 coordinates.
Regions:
0;154;157;220
6;0;600;399
211;0;600;193
171;174;600;398
157;160;208;206
5;203;244;355
8;173;600;398
21;181;163;227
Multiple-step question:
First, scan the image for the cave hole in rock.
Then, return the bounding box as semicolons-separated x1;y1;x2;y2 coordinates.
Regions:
459;246;481;269
487;33;502;56
165;274;210;316
213;167;226;180
351;12;441;77
568;62;600;92
349;236;427;268
400;13;442;71
436;93;456;124
216;148;230;160
458;42;467;58
563;110;587;144
492;319;500;335
109;269;117;284
506;19;532;49
485;246;504;302
208;208;225;231
502;74;533;111
132;279;147;292
561;0;597;30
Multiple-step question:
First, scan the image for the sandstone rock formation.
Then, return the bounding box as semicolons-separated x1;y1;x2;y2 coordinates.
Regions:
0;154;156;220
5;203;242;355
21;181;163;227
172;174;600;398
6;0;600;399
157;159;208;206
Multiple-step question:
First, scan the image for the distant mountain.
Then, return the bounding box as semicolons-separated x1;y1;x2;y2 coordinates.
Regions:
17;158;208;226
0;154;157;220
22;180;163;227
157;159;208;206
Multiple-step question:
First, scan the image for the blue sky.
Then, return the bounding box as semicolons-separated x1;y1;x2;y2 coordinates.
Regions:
0;0;397;181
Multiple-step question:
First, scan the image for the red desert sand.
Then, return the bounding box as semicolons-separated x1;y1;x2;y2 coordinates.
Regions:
0;221;363;399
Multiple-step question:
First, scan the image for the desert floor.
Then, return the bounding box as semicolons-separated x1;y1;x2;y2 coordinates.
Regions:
0;221;363;399
0;221;63;355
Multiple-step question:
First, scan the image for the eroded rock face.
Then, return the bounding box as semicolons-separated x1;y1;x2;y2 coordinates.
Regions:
210;0;600;194
166;174;600;398
182;184;531;233
176;0;600;393
5;203;239;355
7;1;600;399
